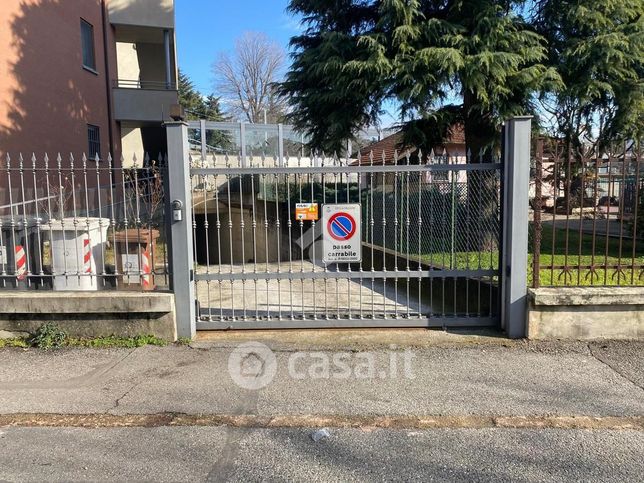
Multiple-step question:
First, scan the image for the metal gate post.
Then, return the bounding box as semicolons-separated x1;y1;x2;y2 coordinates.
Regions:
165;121;196;339
501;116;532;338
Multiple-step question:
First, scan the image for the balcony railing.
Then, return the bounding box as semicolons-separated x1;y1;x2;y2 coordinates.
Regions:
113;79;177;90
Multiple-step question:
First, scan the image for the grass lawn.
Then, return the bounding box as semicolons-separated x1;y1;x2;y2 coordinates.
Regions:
416;226;643;287
531;226;644;287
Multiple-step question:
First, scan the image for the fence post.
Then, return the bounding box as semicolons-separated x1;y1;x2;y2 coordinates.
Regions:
164;121;196;339
501;116;532;338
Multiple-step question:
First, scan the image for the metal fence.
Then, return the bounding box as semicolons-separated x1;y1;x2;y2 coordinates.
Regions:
189;148;503;328
0;153;170;291
370;152;501;272
531;138;643;287
113;79;177;90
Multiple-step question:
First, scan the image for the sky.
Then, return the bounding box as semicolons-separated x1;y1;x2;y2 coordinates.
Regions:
175;0;298;95
175;0;399;127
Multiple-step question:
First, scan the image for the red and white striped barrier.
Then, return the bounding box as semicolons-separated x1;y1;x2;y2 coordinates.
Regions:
141;248;154;290
15;245;27;281
83;238;92;274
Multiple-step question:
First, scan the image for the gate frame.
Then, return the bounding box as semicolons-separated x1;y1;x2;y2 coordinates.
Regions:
166;117;531;338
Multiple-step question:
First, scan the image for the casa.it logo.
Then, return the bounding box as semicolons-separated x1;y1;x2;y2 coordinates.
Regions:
227;342;278;390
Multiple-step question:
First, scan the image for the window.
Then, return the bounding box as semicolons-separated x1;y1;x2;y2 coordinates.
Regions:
87;125;101;160
80;19;96;71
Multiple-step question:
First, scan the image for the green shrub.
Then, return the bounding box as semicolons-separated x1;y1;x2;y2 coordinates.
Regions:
29;323;68;350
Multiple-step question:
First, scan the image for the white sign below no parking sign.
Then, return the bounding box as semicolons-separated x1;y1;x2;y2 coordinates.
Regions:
322;203;362;263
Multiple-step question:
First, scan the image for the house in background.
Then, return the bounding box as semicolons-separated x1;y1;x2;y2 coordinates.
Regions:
0;0;178;164
353;125;467;191
529;138;643;215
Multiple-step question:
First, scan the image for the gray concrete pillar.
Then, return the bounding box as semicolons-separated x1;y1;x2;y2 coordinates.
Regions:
164;121;196;339
501;116;532;338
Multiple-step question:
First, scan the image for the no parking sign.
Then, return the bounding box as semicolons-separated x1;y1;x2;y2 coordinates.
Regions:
322;204;361;263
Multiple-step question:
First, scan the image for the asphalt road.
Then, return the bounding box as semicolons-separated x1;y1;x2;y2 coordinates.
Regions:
1;341;643;417
0;426;642;482
1;337;642;481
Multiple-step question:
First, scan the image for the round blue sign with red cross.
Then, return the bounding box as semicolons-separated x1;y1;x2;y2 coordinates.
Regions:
327;212;357;241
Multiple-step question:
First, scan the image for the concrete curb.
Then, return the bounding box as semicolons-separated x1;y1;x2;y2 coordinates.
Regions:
1;413;642;430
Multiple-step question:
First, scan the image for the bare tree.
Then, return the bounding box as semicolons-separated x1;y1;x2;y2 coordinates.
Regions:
213;32;287;123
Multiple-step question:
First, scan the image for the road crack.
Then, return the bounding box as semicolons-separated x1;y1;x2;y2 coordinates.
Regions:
587;343;644;392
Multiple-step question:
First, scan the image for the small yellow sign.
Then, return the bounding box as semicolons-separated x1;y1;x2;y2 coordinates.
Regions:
295;203;319;221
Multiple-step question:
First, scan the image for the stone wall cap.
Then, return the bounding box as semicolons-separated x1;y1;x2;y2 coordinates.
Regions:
529;287;644;306
0;292;174;314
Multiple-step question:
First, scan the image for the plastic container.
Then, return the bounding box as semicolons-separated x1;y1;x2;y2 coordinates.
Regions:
44;217;109;291
0;218;44;289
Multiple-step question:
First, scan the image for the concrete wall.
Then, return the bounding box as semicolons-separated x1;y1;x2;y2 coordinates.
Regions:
135;42;167;82
112;87;178;122
115;41;171;85
120;125;145;163
116;41;140;79
0;292;177;340
0;0;120;159
195;202;284;265
528;287;644;340
108;0;174;29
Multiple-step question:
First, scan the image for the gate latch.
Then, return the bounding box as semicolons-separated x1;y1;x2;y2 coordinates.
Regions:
171;199;183;222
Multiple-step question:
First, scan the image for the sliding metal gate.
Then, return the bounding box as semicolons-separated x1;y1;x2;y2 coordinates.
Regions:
188;148;503;330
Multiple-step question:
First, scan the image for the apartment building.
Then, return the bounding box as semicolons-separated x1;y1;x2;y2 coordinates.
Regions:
0;0;178;162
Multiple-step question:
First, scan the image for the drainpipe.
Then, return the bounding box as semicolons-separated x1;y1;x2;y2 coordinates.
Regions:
164;29;172;90
100;0;115;156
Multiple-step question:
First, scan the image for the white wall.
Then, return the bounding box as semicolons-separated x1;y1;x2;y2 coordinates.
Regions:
121;126;144;167
116;42;140;81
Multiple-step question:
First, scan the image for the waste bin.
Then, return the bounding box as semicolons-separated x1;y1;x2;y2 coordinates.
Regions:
114;228;159;290
44;217;109;291
0;218;45;289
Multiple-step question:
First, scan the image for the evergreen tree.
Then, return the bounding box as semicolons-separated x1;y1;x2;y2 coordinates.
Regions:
534;0;643;149
178;70;231;150
280;0;560;156
178;71;207;119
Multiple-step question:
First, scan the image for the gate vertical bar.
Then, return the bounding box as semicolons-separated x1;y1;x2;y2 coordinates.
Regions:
240;122;247;168
165;121;196;339
200;119;207;164
501;116;532;338
277;124;284;167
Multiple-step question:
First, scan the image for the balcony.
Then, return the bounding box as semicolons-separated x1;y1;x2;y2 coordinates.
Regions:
112;79;178;122
108;0;174;29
